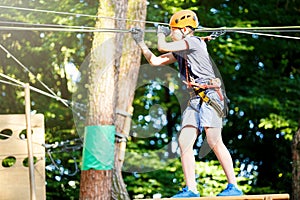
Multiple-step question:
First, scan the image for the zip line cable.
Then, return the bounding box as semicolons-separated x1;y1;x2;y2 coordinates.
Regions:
0;25;299;40
1;20;300;33
196;26;300;32
0;5;165;26
0;21;299;34
0;5;300;40
0;72;88;148
0;53;87;113
0;6;299;106
0;5;100;19
0;44;69;107
2;18;300;36
2;4;300;34
0;4;298;106
0;72;69;105
0;26;130;33
236;30;300;40
0;69;88;114
0;79;21;87
0;20;97;30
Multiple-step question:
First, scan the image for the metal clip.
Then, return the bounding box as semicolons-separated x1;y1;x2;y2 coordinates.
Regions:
210;31;226;40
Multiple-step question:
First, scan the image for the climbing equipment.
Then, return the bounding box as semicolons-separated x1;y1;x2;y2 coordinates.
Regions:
194;85;225;118
182;38;226;118
200;31;226;41
210;31;226;40
185;78;225;118
169;10;199;29
181;35;228;118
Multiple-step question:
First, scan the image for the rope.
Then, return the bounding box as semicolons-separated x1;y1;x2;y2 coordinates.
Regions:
0;44;69;107
0;5;166;26
236;30;300;40
1;25;299;40
1;5;300;31
0;72;69;105
0;79;21;87
0;5;99;19
0;25;130;33
1;22;300;33
0;20;97;30
0;5;299;39
197;26;300;32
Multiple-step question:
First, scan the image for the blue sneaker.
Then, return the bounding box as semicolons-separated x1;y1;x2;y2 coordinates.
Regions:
217;183;243;196
172;186;200;198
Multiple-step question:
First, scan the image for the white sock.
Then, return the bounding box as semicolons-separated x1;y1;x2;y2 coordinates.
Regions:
188;186;199;194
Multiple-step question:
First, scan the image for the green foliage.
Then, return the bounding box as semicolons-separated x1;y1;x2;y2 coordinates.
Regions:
195;160;251;196
0;0;299;199
125;0;299;198
124;158;251;198
0;0;97;199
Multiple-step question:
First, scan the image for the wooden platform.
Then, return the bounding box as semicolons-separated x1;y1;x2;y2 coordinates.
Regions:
136;194;290;200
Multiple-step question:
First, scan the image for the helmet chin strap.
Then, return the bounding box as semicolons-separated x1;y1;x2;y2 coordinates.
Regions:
180;28;193;38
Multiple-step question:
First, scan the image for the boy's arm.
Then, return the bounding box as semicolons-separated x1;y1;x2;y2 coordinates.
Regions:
138;42;176;66
131;27;176;66
157;33;188;52
156;25;188;52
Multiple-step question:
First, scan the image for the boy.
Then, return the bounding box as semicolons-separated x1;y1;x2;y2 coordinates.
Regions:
131;10;243;197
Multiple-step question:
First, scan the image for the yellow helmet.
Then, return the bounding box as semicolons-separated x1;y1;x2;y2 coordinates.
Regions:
169;10;199;29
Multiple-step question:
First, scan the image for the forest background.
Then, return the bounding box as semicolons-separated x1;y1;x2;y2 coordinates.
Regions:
0;0;299;199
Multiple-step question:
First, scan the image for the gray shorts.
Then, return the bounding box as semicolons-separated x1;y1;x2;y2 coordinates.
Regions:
181;90;224;130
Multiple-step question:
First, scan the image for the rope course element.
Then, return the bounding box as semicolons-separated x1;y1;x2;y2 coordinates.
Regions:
0;5;165;26
0;44;70;107
0;72;70;105
235;30;300;40
197;26;300;32
0;3;299;177
0;20;97;30
0;72;90;123
0;129;82;176
0;26;130;33
44;138;82;176
1;24;299;40
0;4;300;40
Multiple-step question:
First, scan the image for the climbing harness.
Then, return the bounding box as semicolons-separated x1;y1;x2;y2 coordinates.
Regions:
186;78;226;118
194;85;225;118
182;32;227;118
181;32;228;118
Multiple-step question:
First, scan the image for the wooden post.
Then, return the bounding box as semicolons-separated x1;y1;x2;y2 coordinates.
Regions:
133;194;290;200
24;83;36;200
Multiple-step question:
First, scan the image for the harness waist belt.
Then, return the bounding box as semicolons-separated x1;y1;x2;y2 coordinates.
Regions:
193;88;225;118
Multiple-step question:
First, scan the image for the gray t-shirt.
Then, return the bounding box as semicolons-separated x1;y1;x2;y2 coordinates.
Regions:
172;36;215;84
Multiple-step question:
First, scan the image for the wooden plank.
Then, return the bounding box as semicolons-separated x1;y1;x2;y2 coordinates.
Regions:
136;193;290;200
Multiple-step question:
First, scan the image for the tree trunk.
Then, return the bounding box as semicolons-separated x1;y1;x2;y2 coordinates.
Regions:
79;0;117;199
112;0;147;199
292;124;300;200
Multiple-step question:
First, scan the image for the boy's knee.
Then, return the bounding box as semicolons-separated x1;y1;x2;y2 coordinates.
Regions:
178;126;198;149
204;127;223;148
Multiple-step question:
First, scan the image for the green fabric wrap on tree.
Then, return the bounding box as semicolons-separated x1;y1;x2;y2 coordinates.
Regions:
81;125;115;170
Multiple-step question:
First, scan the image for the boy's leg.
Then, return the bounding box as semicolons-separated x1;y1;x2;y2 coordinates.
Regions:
204;127;243;196
178;126;198;191
204;127;237;185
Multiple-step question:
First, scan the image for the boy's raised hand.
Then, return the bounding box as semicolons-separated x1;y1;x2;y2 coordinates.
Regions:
157;25;171;37
130;27;144;44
